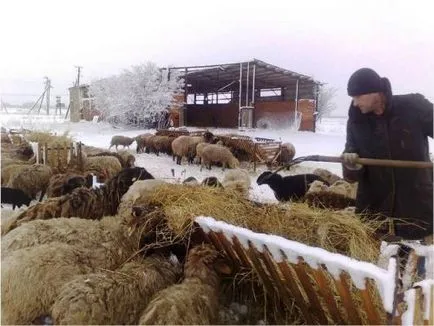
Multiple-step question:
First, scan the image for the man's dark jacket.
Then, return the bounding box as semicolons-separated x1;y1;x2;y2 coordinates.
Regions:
343;88;433;239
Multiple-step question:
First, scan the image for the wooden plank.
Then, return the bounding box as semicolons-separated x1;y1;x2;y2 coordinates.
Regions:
230;236;252;267
310;265;345;324
429;284;434;326
293;258;329;325
215;232;240;265
261;245;294;300
360;279;382;325
414;287;424;326
206;230;226;254
277;258;315;324
333;272;362;325
246;241;276;295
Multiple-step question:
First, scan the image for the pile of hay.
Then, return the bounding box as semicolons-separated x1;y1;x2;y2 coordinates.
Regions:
138;184;382;263
25;131;74;173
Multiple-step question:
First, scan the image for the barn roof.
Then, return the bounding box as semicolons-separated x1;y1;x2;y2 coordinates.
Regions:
169;58;322;97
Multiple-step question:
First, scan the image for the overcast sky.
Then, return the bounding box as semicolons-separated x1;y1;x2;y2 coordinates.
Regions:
1;0;433;115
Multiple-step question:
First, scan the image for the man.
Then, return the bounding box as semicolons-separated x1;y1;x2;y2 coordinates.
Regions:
341;67;433;240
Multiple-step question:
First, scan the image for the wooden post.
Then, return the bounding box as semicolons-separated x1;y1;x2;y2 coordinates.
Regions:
43;143;48;165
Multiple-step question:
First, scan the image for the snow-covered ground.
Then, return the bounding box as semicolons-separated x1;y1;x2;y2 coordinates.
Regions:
1;112;432;206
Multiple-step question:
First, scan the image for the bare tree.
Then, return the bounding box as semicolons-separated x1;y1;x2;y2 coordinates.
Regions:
316;85;337;121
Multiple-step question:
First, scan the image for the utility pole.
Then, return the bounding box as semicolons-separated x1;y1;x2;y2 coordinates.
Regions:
74;66;82;86
44;77;51;115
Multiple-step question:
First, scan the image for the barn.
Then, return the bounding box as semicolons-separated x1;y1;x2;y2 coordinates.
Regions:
168;59;322;131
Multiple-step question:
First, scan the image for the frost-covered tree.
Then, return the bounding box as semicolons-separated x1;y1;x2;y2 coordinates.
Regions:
89;62;184;126
316;85;337;121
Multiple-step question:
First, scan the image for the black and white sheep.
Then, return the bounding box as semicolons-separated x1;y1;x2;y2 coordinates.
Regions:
1;187;32;210
256;171;329;202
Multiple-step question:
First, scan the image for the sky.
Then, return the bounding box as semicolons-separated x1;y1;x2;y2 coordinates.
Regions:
0;0;433;116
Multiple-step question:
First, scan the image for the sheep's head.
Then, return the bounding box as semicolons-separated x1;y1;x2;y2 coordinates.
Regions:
229;156;240;169
112;167;155;196
256;171;282;186
184;244;232;286
203;131;214;143
201;177;223;188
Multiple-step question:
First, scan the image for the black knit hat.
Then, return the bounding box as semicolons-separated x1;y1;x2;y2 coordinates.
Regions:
347;68;385;96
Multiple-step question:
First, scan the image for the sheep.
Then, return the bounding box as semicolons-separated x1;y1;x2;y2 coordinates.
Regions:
171;131;214;165
1;215;123;256
1;187;32;210
1;157;32;169
195;142;210;164
135;133;154;153
201;176;223;188
51;255;182;325
147;135;174;156
222;168;251;196
256;171;329;202
6;164;53;201
117;179;167;219
46;173;88;198
138;244;232;325
4;167;155;234
1;132;11;143
183;176;199;186
200;144;240;171
1;233;141;325
1;164;30;185
109;135;135;150
279;142;296;164
88;150;135;168
313;168;342;185
84;155;122;181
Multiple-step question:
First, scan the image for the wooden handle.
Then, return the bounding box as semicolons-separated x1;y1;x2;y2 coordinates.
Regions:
315;155;433;168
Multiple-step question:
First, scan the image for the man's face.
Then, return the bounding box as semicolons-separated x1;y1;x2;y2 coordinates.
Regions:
352;93;382;114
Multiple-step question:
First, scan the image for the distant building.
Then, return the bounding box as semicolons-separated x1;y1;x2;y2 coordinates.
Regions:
68;84;99;122
168;58;322;131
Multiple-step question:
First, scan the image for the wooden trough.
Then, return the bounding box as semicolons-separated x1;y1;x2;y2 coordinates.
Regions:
217;134;282;171
194;216;432;325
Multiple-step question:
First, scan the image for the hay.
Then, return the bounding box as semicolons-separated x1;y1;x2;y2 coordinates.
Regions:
25;131;73;147
25;131;74;173
141;184;381;263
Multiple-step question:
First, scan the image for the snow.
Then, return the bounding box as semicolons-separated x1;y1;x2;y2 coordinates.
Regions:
402;288;416;326
413;279;434;321
195;215;397;313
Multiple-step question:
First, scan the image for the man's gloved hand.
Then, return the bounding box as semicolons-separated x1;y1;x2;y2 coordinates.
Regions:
341;153;363;170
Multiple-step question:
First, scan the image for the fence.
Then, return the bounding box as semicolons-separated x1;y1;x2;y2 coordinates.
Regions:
194;216;433;325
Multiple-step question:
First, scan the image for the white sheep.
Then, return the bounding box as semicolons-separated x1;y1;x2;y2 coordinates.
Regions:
200;144;240;171
138;244;232;325
6;164;53;200
171;132;214;165
1;215;122;258
221;168;251;196
51;255;181;325
313;168;342;185
1;224;140;325
117;179;167;218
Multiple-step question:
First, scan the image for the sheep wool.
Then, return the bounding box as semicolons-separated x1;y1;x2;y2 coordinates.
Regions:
200;144;240;170
6;164;53;200
138;244;231;325
51;255;182;325
222;168;251;196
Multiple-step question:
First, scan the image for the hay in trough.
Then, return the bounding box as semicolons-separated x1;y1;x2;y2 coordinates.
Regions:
25;131;74;173
140;184;382;263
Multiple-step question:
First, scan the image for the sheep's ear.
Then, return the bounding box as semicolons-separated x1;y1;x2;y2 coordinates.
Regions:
214;259;233;275
132;177;137;182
